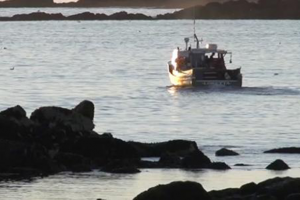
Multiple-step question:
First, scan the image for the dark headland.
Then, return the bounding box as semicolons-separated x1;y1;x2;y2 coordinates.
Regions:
0;0;300;20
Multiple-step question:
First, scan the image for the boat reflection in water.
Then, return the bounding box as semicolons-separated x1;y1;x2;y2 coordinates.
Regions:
168;34;242;87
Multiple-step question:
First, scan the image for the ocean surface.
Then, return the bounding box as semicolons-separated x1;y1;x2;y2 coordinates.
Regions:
1;8;300;199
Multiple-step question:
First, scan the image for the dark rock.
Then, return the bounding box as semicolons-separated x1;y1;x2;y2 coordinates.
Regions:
72;100;95;121
209;188;241;200
101;160;140;174
0;105;26;119
9;167;43;178
266;159;290;170
129;140;198;157
0;139;33;169
255;194;277;200
101;132;113;138
54;152;91;171
73;136;140;166
215;148;239;156
138;160;161;169
234;163;251;167
285;193;300;200
264;147;300;154
181;149;211;168
258;177;300;200
0;105;34;141
207;162;231;170
133;181;211;200
158;153;181;168
30;106;94;133
223;197;243;200
0;139;60;174
70;164;92;172
240;182;258;195
209;177;300;200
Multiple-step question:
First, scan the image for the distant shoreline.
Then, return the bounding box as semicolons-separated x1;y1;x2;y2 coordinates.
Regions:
0;11;300;21
1;0;300;21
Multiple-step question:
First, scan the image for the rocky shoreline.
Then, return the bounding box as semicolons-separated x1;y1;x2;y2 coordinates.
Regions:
0;100;299;199
0;100;238;181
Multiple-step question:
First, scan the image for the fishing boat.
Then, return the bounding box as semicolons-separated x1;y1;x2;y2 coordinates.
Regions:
168;34;242;87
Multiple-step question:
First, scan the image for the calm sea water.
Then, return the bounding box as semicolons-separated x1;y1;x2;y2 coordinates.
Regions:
1;10;300;199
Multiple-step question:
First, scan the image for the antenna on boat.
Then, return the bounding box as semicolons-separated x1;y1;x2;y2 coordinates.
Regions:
193;6;196;37
193;7;200;49
193;14;196;37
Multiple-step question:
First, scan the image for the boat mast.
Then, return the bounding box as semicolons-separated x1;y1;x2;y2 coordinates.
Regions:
194;34;199;49
193;7;199;49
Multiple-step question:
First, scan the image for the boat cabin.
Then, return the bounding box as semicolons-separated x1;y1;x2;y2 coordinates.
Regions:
175;45;229;71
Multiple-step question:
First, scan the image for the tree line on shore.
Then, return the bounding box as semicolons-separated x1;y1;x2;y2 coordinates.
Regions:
0;0;227;8
1;0;300;20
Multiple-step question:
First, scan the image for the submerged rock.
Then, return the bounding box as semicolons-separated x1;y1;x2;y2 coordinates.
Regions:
207;162;231;170
266;159;290;171
264;147;300;154
215;148;239;156
133;181;211;200
234;163;251;167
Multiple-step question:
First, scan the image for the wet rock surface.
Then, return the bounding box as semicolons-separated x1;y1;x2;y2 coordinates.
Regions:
129;140;198;157
181;149;211;168
133;181;211;200
266;159;290;171
264;147;300;154
215;148;239;156
134;177;300;200
0;100;228;180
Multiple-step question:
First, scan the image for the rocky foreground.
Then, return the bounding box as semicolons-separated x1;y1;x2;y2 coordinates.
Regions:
133;177;300;200
1;100;300;200
0;100;235;181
